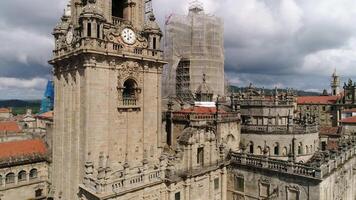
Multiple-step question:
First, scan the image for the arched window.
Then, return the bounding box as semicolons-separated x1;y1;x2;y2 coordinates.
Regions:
122;79;138;106
298;142;303;155
29;169;38;179
0;175;3;186
18;170;27;182
5;173;15;184
306;145;309;154
249;142;254;154
274;143;279;155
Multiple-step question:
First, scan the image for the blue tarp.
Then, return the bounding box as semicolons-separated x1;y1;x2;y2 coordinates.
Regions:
40;80;54;113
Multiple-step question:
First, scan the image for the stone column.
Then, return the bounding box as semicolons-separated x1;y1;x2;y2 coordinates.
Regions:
221;167;227;200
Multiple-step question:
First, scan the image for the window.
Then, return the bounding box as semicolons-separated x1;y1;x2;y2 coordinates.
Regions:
175;192;181;200
153;37;157;49
112;0;125;18
122;79;138;106
0;175;2;186
5;173;15;184
18;170;27;182
87;23;92;37
288;189;299;200
35;189;43;197
321;142;327;151
274;143;279;155
214;178;219;190
259;183;269;198
298;143;303;155
197;147;204;166
249;142;254;154
97;24;101;38
29;169;38;179
234;176;244;192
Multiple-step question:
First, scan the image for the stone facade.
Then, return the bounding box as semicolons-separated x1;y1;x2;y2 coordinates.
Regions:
0;139;49;200
231;85;319;162
228;137;356;200
49;1;356;200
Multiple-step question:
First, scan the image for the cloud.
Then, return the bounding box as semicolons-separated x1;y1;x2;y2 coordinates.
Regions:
0;77;47;100
1;0;356;99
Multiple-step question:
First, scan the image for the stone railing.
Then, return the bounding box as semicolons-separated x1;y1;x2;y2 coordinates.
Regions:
235;100;294;107
112;16;128;26
229;152;322;179
53;37;163;60
122;98;137;106
172;112;240;123
241;124;318;134
230;141;356;180
109;169;163;194
83;168;164;196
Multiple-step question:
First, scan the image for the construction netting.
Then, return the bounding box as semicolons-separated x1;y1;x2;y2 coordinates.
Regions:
40;80;54;113
162;2;225;100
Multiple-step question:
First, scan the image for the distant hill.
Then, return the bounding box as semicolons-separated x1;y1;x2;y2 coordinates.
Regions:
0;100;41;115
229;86;321;96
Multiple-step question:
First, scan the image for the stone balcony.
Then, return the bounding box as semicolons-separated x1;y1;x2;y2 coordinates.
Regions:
52;37;163;61
234;99;294;107
241;124;318;134
172;112;240;123
82;167;165;198
229;138;356;180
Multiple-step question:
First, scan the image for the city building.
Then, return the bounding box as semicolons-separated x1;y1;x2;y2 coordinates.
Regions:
0;139;49;200
162;1;225;100
48;1;356;200
232;85;319;162
297;72;356;127
0;108;12;120
339;117;356;134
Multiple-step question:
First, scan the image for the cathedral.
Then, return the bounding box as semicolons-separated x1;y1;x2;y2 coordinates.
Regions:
48;1;356;200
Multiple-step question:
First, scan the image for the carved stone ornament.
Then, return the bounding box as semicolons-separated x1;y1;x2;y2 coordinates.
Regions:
117;61;143;84
259;177;271;184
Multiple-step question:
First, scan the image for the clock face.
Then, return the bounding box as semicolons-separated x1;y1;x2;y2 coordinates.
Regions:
66;30;74;45
121;28;136;45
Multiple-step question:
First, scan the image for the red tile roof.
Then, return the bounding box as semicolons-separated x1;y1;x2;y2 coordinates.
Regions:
0;139;47;160
180;106;225;114
340;116;356;124
37;111;53;120
319;127;341;137
0;108;11;113
342;108;356;113
297;96;339;104
0;121;21;133
327;140;338;151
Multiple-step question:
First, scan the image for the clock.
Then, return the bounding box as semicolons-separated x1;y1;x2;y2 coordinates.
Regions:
121;28;136;45
66;30;74;45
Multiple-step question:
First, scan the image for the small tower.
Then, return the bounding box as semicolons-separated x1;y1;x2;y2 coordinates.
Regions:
195;74;213;102
331;69;340;96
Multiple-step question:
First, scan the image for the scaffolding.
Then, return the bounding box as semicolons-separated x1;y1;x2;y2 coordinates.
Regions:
162;1;225;100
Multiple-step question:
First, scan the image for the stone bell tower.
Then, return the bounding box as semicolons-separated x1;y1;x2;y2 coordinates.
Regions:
331;69;340;96
50;0;165;199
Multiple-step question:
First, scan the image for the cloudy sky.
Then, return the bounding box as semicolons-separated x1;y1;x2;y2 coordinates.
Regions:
1;0;356;99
